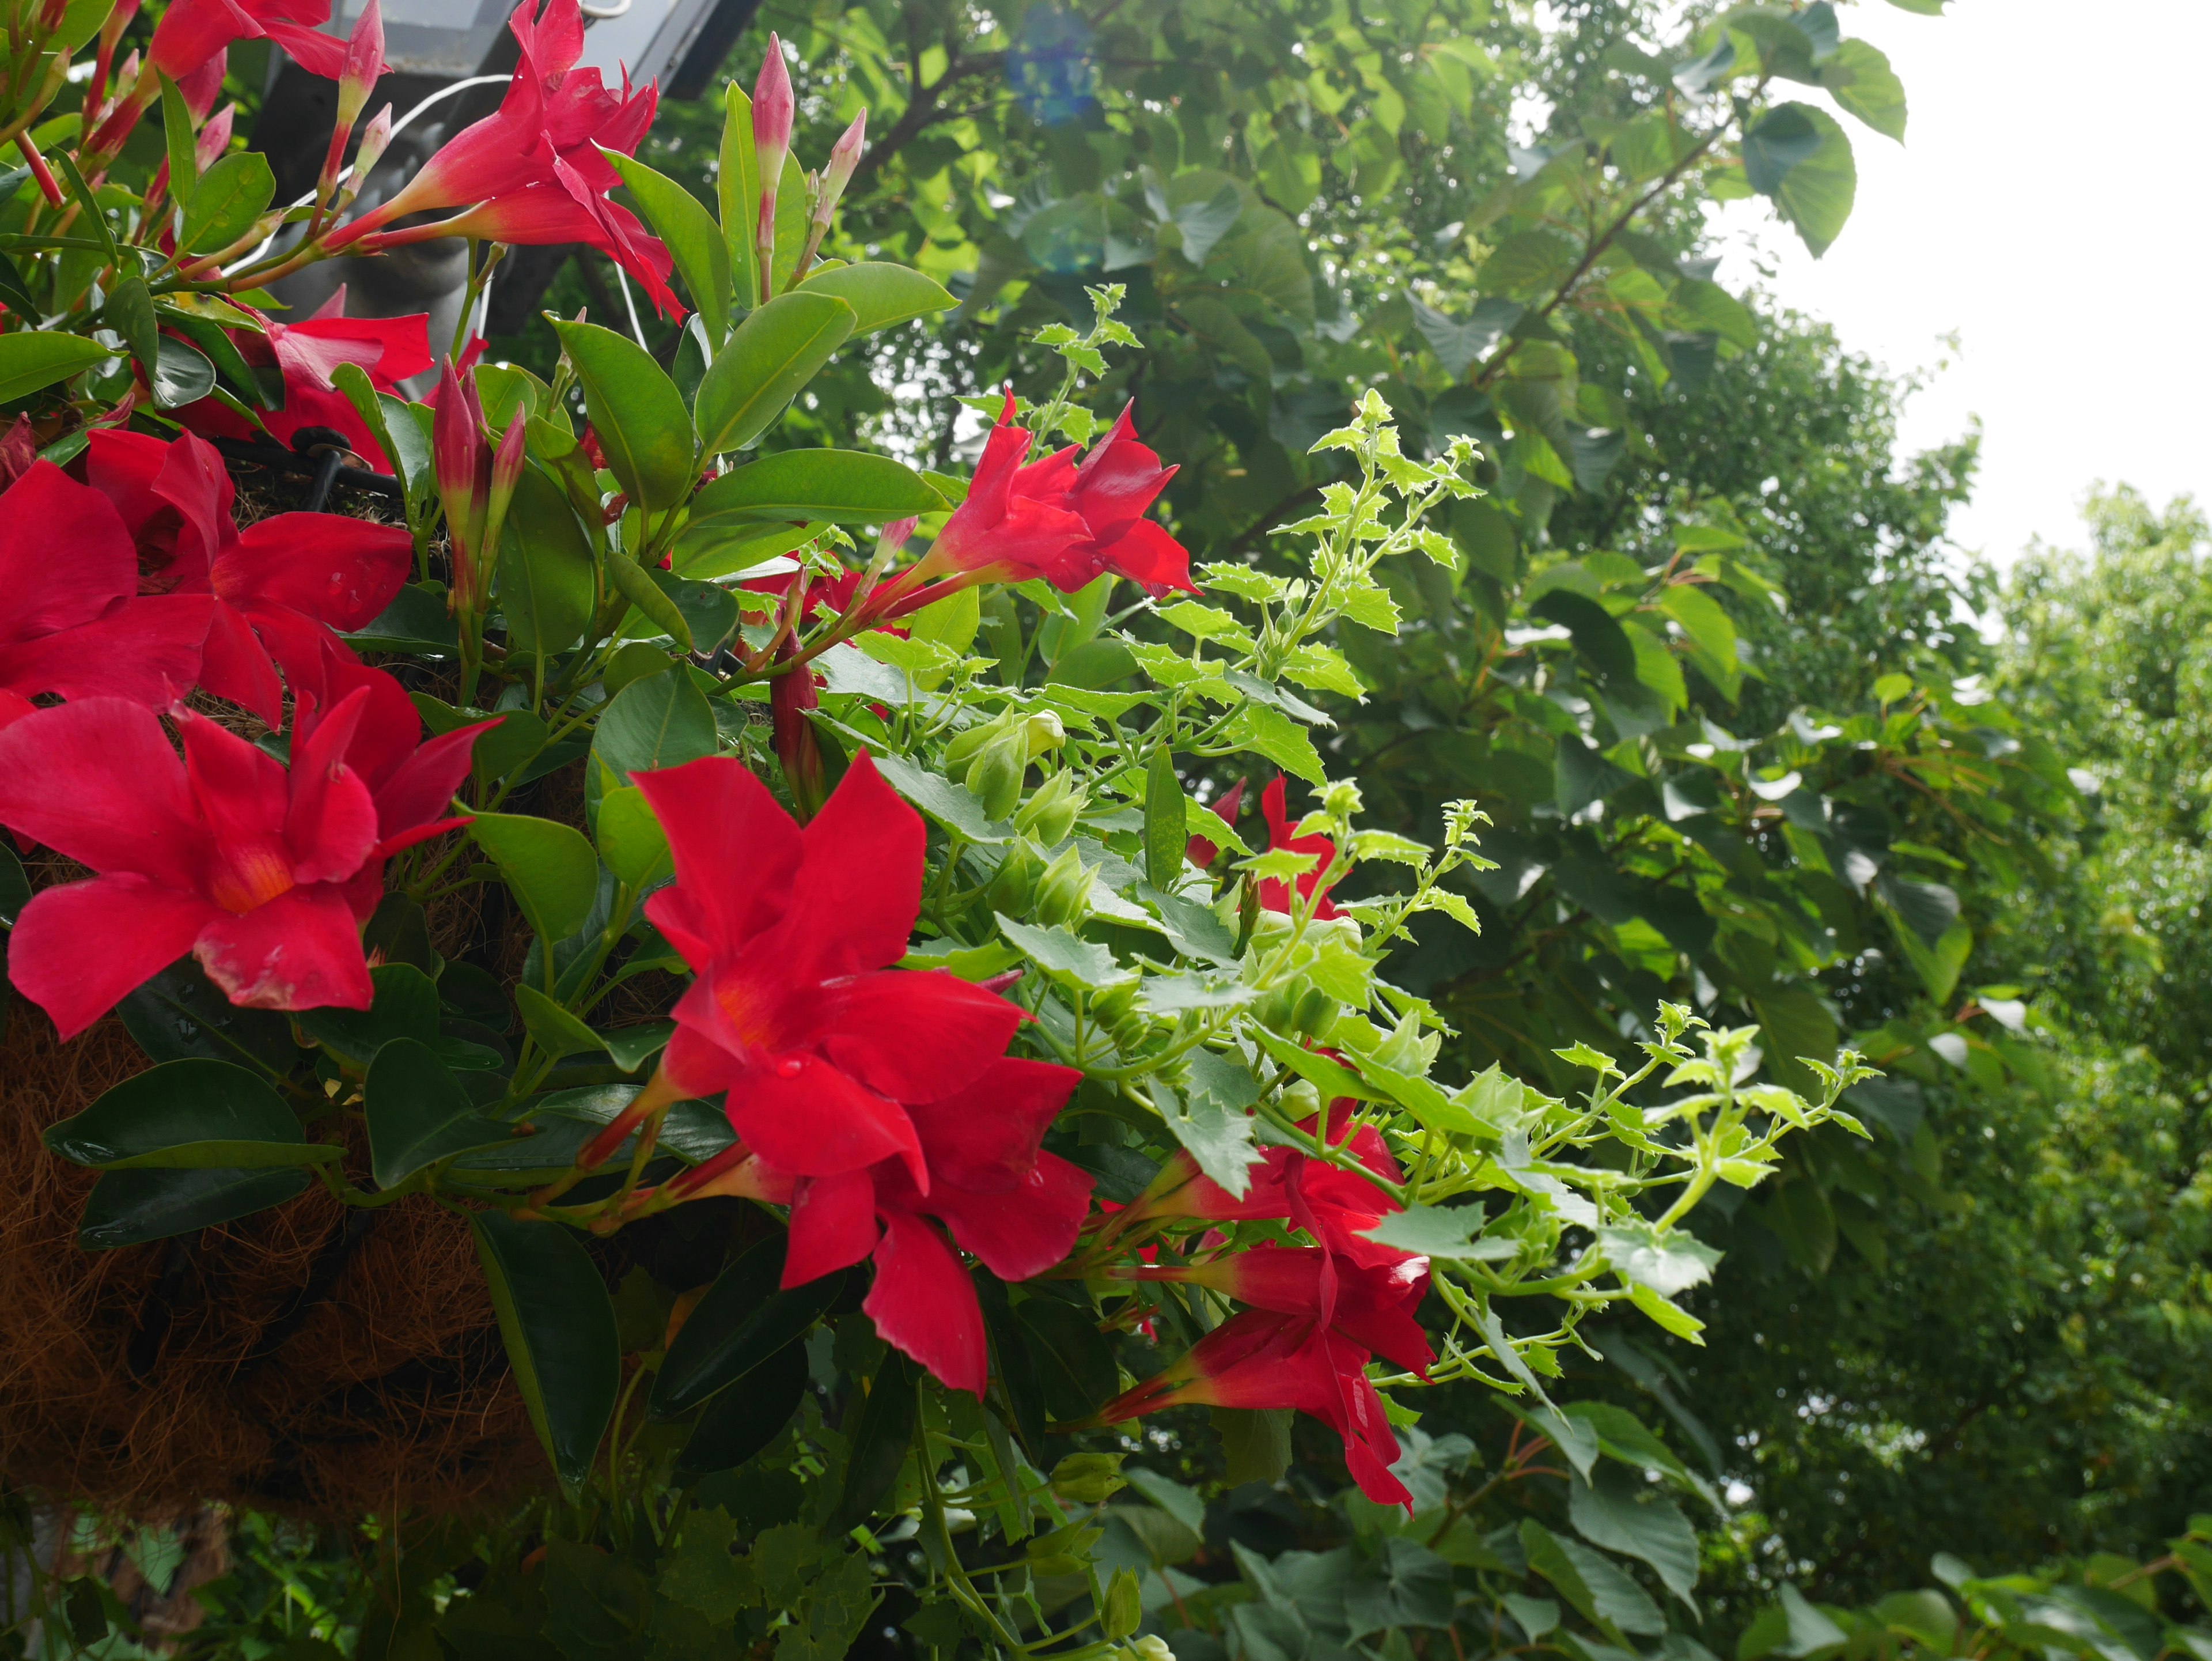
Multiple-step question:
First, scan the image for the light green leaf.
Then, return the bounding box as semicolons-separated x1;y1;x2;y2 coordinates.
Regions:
607;150;732;344
552;318;698;512
1597;1218;1721;1297
691;449;945;524
594;663;718;782
1360;1202;1516;1261
996;914;1134;990
516;983;609;1064
796;261;959;334
597;784;673;888
694;291;857;456
497;463;596;662
1226;703;1325;782
179;150;274;253
1742;103;1857;257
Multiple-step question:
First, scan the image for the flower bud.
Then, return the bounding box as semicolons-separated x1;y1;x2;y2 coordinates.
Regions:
1323;778;1363;820
1022;709;1066;759
1130;1638;1177;1661
1290;986;1339;1040
344;104;393;198
1032;844;1093;928
1103;1569;1142;1641
1251;986;1296;1032
944;710;1013;773
984;841;1036;915
966;727;1028;823
813;108;866;229
1279;1078;1321;1120
752;35;793;285
335;0;384;130
1015;770;1084;845
1049;1451;1126;1506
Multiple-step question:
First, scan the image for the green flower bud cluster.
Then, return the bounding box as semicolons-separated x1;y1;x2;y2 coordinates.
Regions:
945;708;1067;822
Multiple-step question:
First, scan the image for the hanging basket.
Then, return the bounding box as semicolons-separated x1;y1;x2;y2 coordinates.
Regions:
0;1009;543;1520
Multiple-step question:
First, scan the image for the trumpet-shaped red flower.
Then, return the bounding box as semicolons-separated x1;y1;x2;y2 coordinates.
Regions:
774;1055;1092;1395
324;0;679;317
1100;1303;1415;1507
1128;1098;1409;1271
178;289;431;471
1199;775;1340;917
0;686;489;1036
82;430;411;727
146;0;347;89
1115;1245;1433;1378
875;395;1195;616
0;461;210;727
611;752;1032;1187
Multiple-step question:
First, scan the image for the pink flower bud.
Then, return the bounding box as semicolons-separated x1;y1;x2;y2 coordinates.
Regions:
195;103;235;171
812;108;866;228
752;33;794;180
349;103;393;186
336;0;386;128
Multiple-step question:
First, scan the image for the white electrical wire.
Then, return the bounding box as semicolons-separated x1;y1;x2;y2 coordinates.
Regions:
612;262;647;348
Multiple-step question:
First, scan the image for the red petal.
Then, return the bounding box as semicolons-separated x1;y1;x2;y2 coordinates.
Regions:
820;969;1025;1104
0;595;212;709
371;718;494;841
787;752;924;978
179;707;289;848
721;1050;923;1185
285;684;380;883
221;514;411;633
195;600;285;726
0;698;211;888
632;755;802;960
1069;404;1175;542
783;1167;881;1287
8;876;218;1039
904;1056;1082;1191
864;1208;990;1397
149;430;238;573
81;430;174;547
928;1149;1093;1282
194;883;373;1011
0;461;139;637
1100;517;1198;595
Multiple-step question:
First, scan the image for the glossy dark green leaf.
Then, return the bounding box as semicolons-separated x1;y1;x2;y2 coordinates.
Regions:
593;662;717;784
343;582;457;652
296;963;441;1068
47;1059;330;1170
78;1166;309;1250
795;261;958;334
149;335;216;408
550;319;696;512
602;550;694;653
717;81;761;310
117;958;300;1074
653;1235;844;1416
607;151;732;345
157;304;270;407
0;331;108;403
471;1209;620;1496
690;449;944;525
179;150;274;254
157;71;198;211
831;1349;919;1531
363;1035;511;1188
105;275;158;383
694;291;855;456
468;812;601;944
0;841;28;924
496;462;596;662
0;251;37;320
1013;1294;1118;1422
676;1341;809;1473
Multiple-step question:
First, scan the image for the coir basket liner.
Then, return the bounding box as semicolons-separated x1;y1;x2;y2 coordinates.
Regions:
0;1007;541;1519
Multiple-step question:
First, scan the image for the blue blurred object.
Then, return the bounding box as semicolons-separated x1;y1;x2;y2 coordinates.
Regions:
1009;3;1097;125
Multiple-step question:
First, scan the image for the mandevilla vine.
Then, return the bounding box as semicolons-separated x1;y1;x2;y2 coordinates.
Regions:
0;10;1879;1654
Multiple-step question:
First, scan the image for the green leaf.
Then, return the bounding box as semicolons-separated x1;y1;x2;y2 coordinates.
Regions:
294;962;440;1068
1161;1070;1263;1198
795;261;958;334
832;1349;920;1530
1520;1522;1665;1636
471;1209;620;1496
607;151;732;345
1568;1465;1700;1602
1820;38;1907;141
514;983;607;1064
469;812;601;944
46;1059;330;1170
1742;103;1857;257
1143;748;1186;889
0;331;107;402
105;274;158;383
717;81;761;310
77;1167;309;1250
148;334;215;408
1598;1217;1722;1297
363;1036;510;1187
691;449;945;524
1213;1408;1295;1486
873;751;1012;842
678;1342;809;1474
1360;1202;1515;1261
654;1235;845;1416
551;318;697;512
116;959;299;1073
997;913;1133;989
596;784;673;888
603;551;694;652
179;150;274;253
158;71;198;212
694;291;855;456
594;662;717;782
1226;702;1325;783
497;463;596;662
1014;1297;1118;1424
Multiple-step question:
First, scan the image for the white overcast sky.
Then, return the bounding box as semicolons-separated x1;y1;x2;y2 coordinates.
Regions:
1703;0;2212;568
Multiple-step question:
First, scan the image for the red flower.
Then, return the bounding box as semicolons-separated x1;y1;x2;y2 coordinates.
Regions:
1099;1304;1415;1507
876;395;1195;616
1257;775;1340;918
774;1055;1092;1395
178;289;430;472
82;430;411;727
1115;1244;1433;1378
604;752;1032;1187
146;0;347;89
0;686;488;1036
324;0;678;317
1127;1098;1408;1270
0;460;210;727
